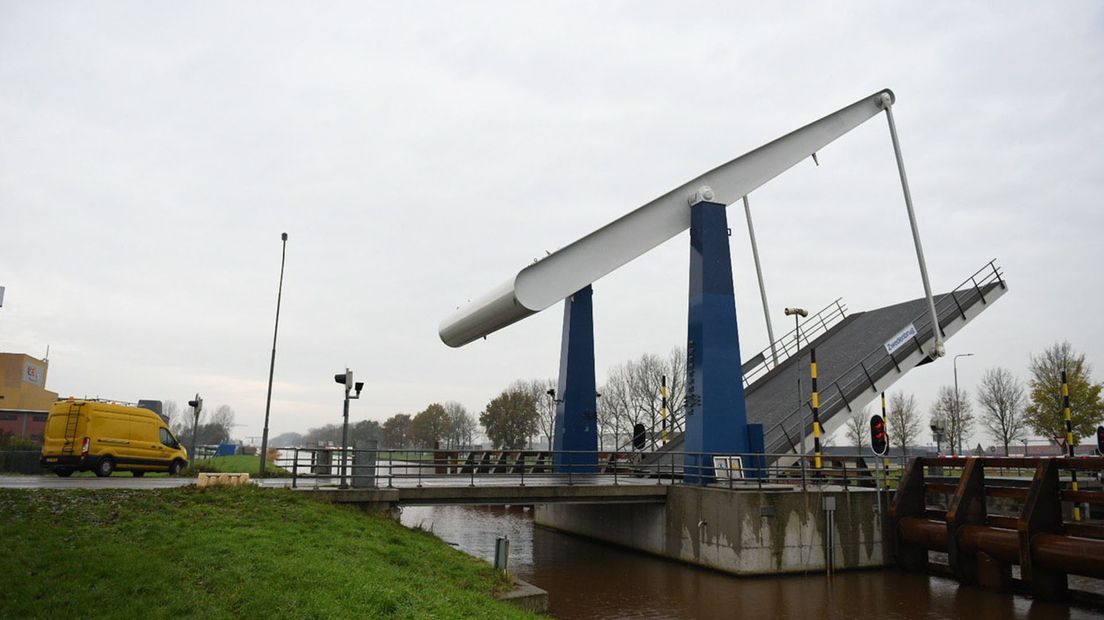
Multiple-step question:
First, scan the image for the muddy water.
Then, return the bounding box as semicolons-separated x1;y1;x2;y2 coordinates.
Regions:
400;505;1100;620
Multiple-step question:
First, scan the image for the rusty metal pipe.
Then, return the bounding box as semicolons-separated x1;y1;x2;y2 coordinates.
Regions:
1032;534;1104;579
897;517;948;550
958;525;1019;564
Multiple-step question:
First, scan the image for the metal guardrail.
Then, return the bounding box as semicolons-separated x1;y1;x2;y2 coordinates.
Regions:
892;456;1104;594
742;297;848;388
275;447;901;492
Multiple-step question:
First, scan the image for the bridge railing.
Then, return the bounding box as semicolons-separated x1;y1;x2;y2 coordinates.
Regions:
766;259;1006;455
275;447;894;491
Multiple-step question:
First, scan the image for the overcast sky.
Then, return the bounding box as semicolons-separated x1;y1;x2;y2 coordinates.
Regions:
2;2;1102;448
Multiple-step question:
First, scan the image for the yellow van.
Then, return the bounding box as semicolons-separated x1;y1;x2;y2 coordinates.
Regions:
40;399;189;477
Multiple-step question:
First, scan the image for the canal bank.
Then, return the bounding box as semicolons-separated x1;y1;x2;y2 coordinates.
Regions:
400;503;1103;619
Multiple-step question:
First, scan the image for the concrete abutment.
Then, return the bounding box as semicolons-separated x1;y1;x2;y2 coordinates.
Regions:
534;485;890;576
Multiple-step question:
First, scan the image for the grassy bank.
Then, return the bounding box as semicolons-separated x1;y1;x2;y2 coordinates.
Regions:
0;486;535;618
186;454;289;477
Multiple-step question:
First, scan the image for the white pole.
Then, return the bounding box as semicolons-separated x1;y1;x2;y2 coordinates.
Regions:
880;94;944;358
743;196;779;366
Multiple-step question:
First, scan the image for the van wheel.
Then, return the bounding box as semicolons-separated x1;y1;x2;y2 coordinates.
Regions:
55;468;73;477
95;457;115;477
132;471;145;477
169;460;184;476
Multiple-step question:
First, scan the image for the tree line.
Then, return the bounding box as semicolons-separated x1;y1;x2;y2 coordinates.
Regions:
844;341;1104;455
273;340;1103;457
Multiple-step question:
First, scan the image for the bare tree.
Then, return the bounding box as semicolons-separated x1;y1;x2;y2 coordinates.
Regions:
930;386;974;456
603;362;647;449
210;405;236;441
616;348;688;450
845;407;870;453
976;367;1026;456
162;400;180;426
511;379;557;450
444;401;477;449
887;391;921;457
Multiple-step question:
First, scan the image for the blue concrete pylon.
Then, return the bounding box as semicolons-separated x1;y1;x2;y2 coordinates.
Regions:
552;285;599;474
683;200;759;484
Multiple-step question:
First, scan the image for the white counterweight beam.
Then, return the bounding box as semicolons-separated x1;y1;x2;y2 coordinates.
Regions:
440;89;895;347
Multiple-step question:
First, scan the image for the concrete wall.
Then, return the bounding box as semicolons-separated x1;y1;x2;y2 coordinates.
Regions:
535;486;889;575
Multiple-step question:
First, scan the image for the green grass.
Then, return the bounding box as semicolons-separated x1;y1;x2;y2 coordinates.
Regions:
0;486;535;619
186;454;290;477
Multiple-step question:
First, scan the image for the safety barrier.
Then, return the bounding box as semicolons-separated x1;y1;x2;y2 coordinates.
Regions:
890;456;1104;598
274;447;892;492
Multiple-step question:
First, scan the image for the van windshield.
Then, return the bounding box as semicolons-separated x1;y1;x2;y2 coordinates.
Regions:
160;427;179;449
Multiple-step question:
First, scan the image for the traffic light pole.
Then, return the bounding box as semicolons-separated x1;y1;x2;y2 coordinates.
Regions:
188;394;202;466
340;390;350;489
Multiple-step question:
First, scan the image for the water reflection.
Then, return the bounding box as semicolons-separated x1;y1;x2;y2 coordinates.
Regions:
400;505;1098;619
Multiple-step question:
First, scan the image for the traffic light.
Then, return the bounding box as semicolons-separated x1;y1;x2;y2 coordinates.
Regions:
188;394;203;414
334;370;353;391
632;423;647;450
870;414;888;456
1097;425;1104;455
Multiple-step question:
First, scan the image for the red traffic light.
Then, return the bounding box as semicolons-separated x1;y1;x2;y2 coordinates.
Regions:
870;414;889;456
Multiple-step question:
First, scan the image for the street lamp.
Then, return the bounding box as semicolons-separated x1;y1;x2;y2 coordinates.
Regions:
784;307;809;456
260;232;289;477
335;368;364;488
952;353;974;456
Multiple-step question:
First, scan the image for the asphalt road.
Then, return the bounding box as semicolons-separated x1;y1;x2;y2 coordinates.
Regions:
0;475;292;489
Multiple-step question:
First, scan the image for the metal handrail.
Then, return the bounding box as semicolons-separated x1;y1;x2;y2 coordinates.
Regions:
275;447;899;492
742;297;848;387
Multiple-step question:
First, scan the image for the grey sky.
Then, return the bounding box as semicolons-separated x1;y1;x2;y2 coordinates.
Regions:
2;2;1102;448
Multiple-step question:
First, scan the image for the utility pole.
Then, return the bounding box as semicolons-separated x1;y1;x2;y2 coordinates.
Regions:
260;232;289;477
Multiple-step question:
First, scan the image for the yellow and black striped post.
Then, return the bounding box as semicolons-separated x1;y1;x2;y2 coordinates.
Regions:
1063;370;1081;522
661;375;668;445
811;348;822;470
881;391;890;470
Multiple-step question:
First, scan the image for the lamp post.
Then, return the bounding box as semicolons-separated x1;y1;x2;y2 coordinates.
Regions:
784;307;809;456
335;368;364;489
259;232;288;477
952;353;974;456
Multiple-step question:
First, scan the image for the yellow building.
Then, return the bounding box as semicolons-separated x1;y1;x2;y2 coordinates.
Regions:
0;353;59;442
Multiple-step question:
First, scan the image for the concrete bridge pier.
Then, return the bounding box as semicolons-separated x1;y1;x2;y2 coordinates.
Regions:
535;485;889;575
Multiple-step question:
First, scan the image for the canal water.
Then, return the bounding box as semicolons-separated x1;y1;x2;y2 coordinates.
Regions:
400;505;1101;619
